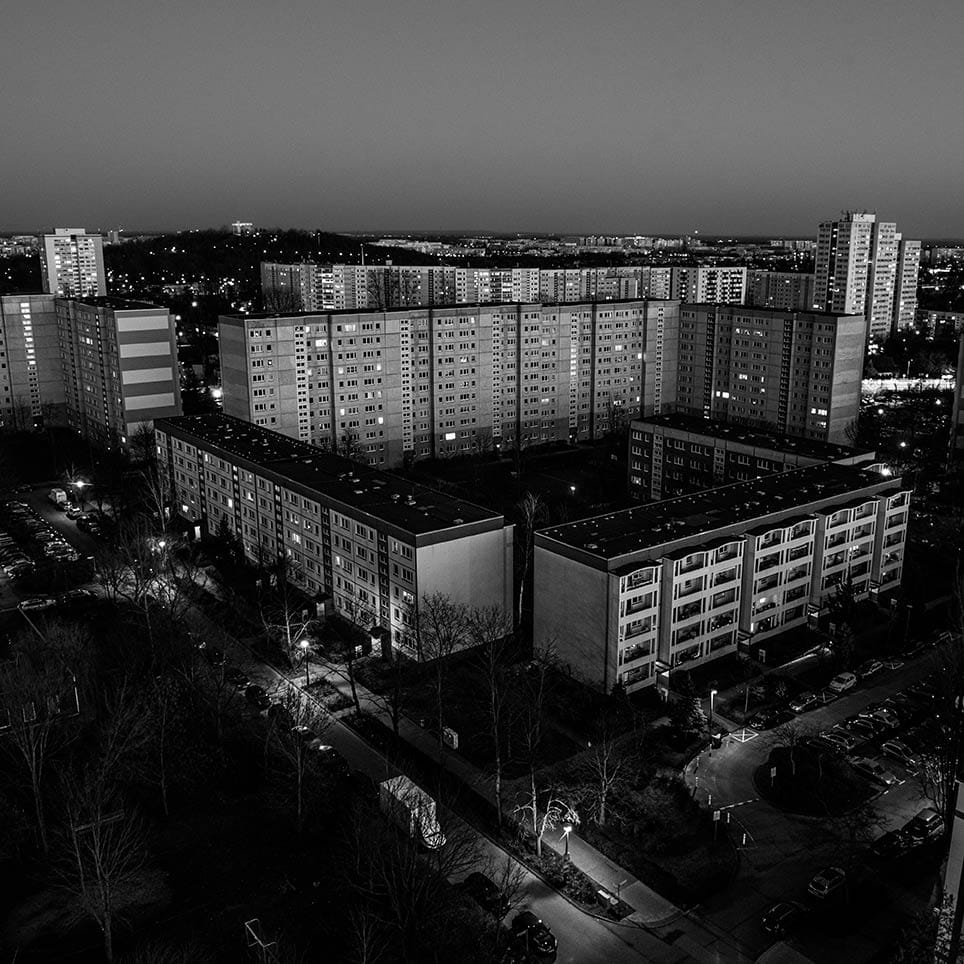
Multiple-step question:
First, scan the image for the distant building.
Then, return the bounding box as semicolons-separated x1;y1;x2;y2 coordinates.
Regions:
628;414;875;501
813;212;919;340
57;297;181;449
746;270;814;312
0;294;66;430
155;413;514;657
231;221;254;236
260;263;750;313
950;335;964;465
534;463;908;693
918;309;964;335
663;305;865;445
40;228;105;298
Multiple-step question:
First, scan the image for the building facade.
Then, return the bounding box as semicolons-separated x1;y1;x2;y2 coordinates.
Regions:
219;300;677;467
663;305;865;445
154;414;514;656
260;263;750;313
40;228;106;298
628;414;875;501
57;297;181;449
534;463;908;694
813;212;920;341
746;270;815;312
0;294;66;430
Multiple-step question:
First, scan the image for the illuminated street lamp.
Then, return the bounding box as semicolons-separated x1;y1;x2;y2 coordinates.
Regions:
562;822;574;861
300;639;311;687
569;485;576;496
73;479;87;509
709;688;718;726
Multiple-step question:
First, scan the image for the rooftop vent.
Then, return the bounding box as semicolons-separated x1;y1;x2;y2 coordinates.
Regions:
586;542;599;550
390;493;400;501
453;517;464;525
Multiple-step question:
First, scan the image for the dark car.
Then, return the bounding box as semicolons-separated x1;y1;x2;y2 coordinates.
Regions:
511;911;557;961
464;871;510;918
872;829;912;859
905;809;944;845
245;684;272;710
224;667;250;688
856;659;884;680
309;744;350;778
789;691;819;713
748;708;794;730
761;901;806;938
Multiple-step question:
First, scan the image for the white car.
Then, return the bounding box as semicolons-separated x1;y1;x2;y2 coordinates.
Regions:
18;596;57;612
828;671;857;693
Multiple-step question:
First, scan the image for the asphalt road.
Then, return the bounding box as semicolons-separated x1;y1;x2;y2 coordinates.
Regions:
691;656;943;961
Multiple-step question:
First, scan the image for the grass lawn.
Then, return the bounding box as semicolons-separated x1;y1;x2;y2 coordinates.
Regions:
755;745;874;816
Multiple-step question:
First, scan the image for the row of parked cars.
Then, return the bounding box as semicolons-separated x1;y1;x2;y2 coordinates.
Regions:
761;802;945;940
3;501;80;568
17;589;99;612
0;528;34;579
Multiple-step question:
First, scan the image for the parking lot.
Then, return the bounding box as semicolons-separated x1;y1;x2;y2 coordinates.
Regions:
690;649;948;961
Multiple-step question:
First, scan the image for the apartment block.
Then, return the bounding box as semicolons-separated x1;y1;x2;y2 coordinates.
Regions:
664;305;865;445
813;212;920;341
746;270;814;312
57;297;181;449
40;228;106;298
628;414;875;501
0;294;66;430
670;265;747;304
155;414;513;656
534;463;908;694
219;300;677;467
261;263;752;312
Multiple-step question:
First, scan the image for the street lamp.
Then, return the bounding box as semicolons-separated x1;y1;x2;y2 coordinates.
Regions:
709;689;718;726
562;822;573;861
569;485;576;496
300;639;311;688
73;479;87;509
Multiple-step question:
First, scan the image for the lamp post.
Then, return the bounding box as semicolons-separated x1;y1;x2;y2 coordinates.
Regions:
73;479;87;509
562;822;573;861
300;639;310;688
709;689;718;727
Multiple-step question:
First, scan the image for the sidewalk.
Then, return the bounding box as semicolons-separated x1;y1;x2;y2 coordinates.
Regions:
193;572;755;960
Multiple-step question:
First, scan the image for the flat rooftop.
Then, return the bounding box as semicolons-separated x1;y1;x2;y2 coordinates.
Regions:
67;296;164;311
633;414;871;462
682;303;862;320
539;462;899;561
154;414;503;537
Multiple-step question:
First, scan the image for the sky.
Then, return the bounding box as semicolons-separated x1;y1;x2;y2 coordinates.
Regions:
2;0;964;237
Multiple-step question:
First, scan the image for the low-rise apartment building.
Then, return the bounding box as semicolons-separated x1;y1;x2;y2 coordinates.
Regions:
534;463;908;694
154;414;514;657
629;414;875;501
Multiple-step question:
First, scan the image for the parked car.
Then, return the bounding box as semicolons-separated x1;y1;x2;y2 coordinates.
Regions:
761;901;806;938
310;743;350;773
244;684;272;710
881;740;920;770
18;596;57;612
463;871;510;918
789;691;818;713
843;718;882;741
856;660;884;680
872;829;913;859
905;809;944;845
820;730;859;752
510;911;557;961
882;659;904;671
57;589;97;607
65;506;86;520
851;757;900;787
810;735;847;755
748;708;794;730
807;866;847;899
866;708;901;731
828;672;857;694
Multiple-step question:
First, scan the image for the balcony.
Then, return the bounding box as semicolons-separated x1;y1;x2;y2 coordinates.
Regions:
825;532;847;549
708;611;735;632
789;522;813;541
676;578;705;599
787;544;810;562
755;574;780;594
756;552;782;573
711;588;737;609
677;554;705;575
786;564;810;583
758;531;782;550
620;642;652;665
675;600;703;622
713;567;739;586
715;544;740;563
887;513;907;530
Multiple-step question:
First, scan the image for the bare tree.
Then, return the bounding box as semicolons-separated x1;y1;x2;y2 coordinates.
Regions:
575;716;636;827
59;776;149;963
264;687;331;830
417;593;470;755
345;905;390;964
513;786;580;859
117;937;214;964
515;492;547;627
258;558;315;666
470;607;515;826
0;651;79;852
772;718;818;778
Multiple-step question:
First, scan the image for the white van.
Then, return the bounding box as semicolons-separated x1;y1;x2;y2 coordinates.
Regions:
828;671;857;694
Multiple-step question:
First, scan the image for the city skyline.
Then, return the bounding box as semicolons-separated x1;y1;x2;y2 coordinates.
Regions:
2;0;963;235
